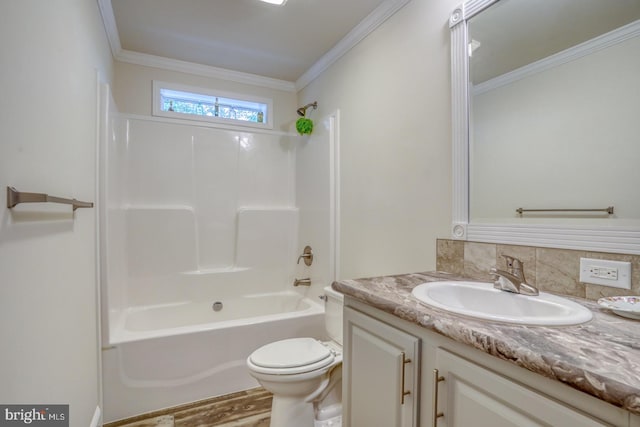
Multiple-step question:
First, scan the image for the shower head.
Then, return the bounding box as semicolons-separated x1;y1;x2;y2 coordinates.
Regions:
296;101;318;117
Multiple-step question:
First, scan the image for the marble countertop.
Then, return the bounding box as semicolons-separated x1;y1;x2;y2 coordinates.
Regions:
332;271;640;415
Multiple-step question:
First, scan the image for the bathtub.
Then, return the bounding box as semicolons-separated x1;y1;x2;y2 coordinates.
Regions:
102;290;326;423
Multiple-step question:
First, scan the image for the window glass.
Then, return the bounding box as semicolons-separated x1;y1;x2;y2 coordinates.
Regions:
153;82;272;128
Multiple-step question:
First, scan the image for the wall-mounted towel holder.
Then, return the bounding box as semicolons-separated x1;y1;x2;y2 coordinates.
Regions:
6;186;94;211
516;206;614;215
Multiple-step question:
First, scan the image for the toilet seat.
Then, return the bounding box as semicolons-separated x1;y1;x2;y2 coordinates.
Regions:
248;338;336;375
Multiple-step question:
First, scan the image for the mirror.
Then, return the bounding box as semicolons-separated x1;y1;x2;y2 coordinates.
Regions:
449;0;640;254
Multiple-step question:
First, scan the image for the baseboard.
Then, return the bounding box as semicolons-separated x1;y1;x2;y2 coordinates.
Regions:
90;406;102;427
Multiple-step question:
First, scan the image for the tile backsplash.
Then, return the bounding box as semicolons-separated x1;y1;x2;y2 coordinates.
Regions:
436;239;640;300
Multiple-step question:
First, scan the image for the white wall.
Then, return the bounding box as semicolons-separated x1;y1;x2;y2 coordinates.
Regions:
297;0;457;279
0;0;113;426
113;61;298;131
471;35;640;220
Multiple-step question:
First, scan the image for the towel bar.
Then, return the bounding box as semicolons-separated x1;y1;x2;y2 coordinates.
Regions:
516;206;613;215
7;186;94;211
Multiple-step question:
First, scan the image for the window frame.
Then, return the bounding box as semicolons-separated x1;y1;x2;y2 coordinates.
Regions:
152;80;274;129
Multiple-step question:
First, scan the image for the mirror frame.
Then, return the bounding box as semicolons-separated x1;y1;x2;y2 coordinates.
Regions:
449;0;640;255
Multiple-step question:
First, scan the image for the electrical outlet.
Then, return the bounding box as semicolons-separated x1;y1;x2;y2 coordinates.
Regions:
579;258;631;289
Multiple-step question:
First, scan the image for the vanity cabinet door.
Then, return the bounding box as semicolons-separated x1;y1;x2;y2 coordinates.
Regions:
344;307;420;427
434;349;611;427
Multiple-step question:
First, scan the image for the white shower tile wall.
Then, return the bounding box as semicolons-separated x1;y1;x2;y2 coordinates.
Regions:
105;116;299;308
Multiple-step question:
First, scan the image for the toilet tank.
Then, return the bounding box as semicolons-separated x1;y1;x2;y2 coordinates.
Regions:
324;286;344;345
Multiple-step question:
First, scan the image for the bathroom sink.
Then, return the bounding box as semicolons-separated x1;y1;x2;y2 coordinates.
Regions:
411;281;592;326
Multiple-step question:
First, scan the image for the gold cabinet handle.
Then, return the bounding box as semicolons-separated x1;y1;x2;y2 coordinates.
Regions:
432;369;445;426
400;352;412;405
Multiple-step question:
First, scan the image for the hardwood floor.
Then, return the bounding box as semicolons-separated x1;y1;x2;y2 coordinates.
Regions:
104;388;272;427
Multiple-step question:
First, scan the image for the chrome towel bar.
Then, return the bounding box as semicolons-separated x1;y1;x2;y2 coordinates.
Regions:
516;206;614;215
6;186;94;211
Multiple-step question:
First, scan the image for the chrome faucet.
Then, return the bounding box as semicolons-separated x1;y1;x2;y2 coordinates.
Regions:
490;255;539;296
293;278;311;287
504;255;524;281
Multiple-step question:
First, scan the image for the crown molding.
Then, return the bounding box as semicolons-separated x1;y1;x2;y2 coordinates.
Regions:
116;50;296;92
97;0;121;56
97;0;295;92
472;19;640;96
295;0;412;91
97;0;410;94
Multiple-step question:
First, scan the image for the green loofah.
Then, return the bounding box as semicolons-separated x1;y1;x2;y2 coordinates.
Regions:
296;117;314;135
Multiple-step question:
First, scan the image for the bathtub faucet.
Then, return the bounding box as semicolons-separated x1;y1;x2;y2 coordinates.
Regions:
296;246;314;266
293;278;311;287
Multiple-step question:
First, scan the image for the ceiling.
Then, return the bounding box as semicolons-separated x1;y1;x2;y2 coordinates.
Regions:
102;0;407;88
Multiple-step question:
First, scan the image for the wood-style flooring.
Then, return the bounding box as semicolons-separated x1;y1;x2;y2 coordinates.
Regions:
104;388;272;427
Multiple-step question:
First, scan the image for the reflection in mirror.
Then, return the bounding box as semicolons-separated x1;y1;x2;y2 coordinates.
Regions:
467;0;640;223
449;0;640;254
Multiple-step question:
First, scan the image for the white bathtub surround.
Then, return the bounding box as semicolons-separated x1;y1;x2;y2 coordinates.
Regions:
101;115;329;422
115;206;299;308
103;117;299;308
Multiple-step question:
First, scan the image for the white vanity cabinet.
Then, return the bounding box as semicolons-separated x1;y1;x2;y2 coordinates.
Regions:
344;299;633;427
343;307;420;427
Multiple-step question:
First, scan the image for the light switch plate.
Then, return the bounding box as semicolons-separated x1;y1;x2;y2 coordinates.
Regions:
579;258;631;289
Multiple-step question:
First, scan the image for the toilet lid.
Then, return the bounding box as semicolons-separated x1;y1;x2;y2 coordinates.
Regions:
249;338;333;369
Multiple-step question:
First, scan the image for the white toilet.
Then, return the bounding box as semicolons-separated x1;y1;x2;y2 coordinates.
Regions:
247;286;344;427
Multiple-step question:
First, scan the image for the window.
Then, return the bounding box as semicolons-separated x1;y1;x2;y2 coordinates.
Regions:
152;81;273;129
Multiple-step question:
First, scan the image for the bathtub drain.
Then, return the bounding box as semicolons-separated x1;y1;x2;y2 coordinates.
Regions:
212;301;223;312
